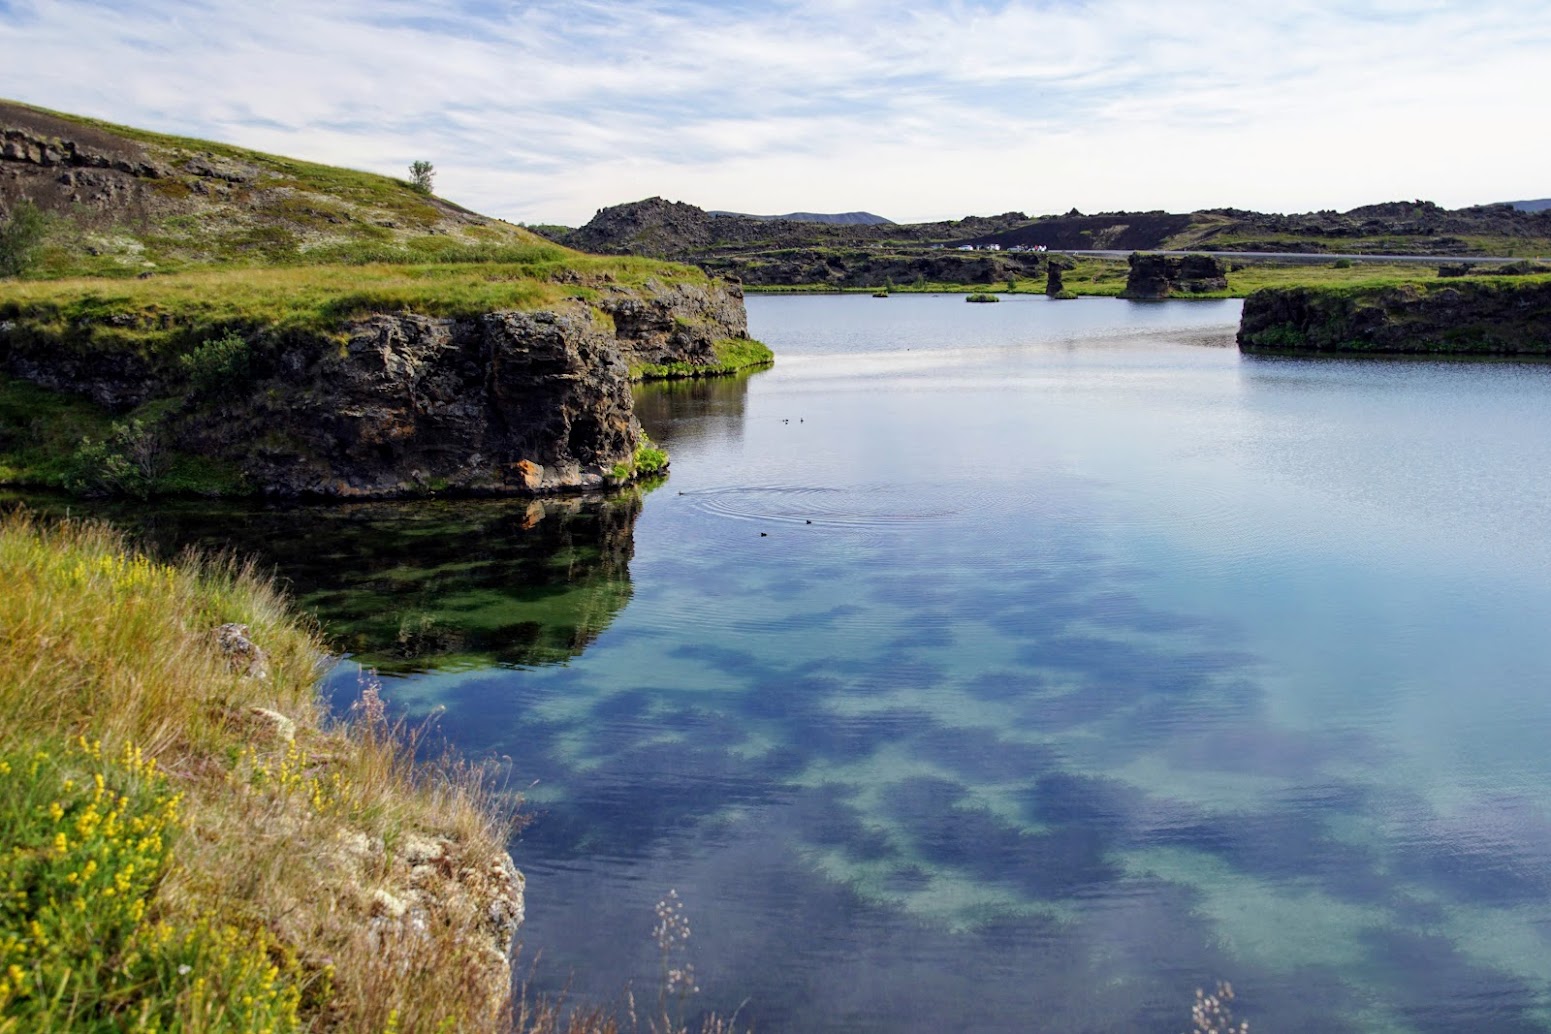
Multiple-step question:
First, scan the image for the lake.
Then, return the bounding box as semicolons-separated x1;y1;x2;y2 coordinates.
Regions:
26;293;1551;1032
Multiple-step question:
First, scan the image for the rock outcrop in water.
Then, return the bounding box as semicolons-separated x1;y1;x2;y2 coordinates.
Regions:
597;278;749;372
1237;278;1551;354
1045;254;1076;298
1121;253;1229;299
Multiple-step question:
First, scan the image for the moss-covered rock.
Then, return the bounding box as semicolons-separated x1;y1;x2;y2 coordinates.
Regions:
1237;276;1551;354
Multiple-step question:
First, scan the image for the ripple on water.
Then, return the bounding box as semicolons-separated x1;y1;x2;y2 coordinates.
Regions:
683;484;963;532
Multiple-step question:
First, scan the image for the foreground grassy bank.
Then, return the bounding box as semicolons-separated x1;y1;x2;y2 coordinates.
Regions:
0;510;520;1032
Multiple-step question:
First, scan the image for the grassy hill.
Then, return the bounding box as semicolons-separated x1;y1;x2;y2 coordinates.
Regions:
0;99;569;276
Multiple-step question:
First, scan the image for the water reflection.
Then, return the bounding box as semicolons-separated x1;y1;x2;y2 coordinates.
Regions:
632;372;757;451
2;489;646;674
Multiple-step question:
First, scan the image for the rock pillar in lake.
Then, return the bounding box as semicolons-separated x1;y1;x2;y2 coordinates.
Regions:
1046;255;1076;299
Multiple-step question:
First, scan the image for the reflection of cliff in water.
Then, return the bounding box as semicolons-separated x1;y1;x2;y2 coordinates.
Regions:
298;494;642;673
3;490;644;674
632;372;755;451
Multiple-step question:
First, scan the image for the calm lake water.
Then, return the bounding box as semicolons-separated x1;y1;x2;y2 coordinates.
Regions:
23;293;1551;1031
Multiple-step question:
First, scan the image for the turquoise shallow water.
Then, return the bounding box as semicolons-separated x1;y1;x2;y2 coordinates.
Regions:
440;295;1551;1032
20;293;1551;1031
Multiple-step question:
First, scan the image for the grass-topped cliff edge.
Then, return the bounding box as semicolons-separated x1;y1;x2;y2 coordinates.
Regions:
0;100;770;498
0;509;522;1032
1237;274;1551;354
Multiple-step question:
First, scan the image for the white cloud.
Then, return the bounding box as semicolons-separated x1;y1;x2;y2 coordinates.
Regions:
2;0;1548;223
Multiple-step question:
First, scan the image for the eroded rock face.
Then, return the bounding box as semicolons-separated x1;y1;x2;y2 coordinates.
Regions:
1;273;752;498
1237;280;1551;354
598;278;748;370
174;306;640;497
1122;253;1229;299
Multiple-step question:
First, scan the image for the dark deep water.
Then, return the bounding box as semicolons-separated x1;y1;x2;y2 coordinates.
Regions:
22;293;1551;1032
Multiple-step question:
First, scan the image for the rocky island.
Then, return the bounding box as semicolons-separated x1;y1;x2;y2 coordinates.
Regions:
1238;277;1551;355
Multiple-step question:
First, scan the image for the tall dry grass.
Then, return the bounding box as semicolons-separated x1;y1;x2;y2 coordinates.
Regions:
0;508;520;1032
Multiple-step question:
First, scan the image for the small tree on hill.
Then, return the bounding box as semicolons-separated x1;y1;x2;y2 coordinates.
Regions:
408;160;435;195
0;200;48;278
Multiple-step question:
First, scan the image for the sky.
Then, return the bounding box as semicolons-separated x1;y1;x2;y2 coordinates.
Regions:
2;0;1548;226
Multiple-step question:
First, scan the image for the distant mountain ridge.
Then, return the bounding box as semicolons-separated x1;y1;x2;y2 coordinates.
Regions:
1505;199;1551;213
709;210;893;225
537;195;1551;290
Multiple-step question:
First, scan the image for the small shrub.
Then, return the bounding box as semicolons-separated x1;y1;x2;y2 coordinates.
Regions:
634;445;669;476
1331;258;1354;269
0;200;48;278
408;161;435;196
966;292;1000;303
179;331;252;394
68;419;169;499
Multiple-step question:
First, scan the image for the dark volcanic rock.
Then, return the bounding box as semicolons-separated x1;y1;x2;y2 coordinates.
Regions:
1237;279;1551;355
0;276;753;498
1045;254;1075;297
1121;253;1228;299
564;197;716;258
175;306;639;497
1045;264;1066;296
597;278;748;370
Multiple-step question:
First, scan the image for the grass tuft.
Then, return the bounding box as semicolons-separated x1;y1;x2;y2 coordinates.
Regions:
629;338;774;381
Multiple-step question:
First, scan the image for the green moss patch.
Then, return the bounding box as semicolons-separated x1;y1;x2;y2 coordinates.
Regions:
630;337;774;381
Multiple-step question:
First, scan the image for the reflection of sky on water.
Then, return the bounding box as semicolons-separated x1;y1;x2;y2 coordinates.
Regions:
386;297;1551;1031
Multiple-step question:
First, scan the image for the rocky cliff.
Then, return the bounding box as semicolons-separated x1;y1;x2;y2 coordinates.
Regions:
1237;278;1551;354
183;306;641;497
0;104;773;500
597;278;748;370
0;274;756;498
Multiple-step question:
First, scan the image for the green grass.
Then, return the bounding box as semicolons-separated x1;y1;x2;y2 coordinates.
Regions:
607;442;669;482
629;337;774;381
965;292;1000;303
0;98;581;279
633;444;669;476
0;258;706;360
0;375;251;497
